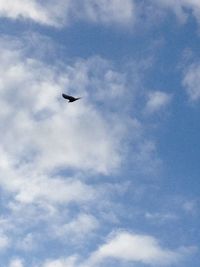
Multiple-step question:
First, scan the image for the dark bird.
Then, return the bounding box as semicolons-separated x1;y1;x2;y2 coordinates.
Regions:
62;93;81;103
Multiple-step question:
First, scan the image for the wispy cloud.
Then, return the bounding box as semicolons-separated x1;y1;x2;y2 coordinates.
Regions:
145;91;172;114
153;0;200;24
183;62;200;101
1;0;200;29
145;211;178;223
9;258;24;267
42;231;196;267
0;0;70;26
76;0;135;26
0;232;10;250
42;256;78;267
52;213;99;244
0;0;135;27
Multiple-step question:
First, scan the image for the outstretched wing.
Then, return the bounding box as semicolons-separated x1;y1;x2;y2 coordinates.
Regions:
62;94;75;101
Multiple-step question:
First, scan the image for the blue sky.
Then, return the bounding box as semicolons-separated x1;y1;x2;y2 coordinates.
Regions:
0;1;199;267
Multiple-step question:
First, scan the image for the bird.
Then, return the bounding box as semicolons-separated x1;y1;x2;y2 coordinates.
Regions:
62;93;81;103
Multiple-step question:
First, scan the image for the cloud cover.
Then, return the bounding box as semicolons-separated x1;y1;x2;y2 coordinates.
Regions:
0;36;134;182
0;0;135;27
154;0;200;23
0;1;199;266
1;0;200;28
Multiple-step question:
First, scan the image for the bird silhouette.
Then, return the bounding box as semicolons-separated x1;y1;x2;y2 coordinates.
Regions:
62;93;81;102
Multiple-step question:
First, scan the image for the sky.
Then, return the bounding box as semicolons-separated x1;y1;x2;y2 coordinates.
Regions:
0;0;200;266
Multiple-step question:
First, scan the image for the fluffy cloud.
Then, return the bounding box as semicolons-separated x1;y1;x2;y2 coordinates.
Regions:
0;35;145;253
0;0;135;27
0;36;138;255
145;91;172;113
41;231;195;267
0;37;133;184
0;35;165;263
182;62;200;101
0;170;96;205
9;258;24;267
89;231;191;266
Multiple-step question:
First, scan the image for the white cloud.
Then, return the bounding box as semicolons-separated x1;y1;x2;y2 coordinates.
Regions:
9;258;24;267
1;165;96;205
54;213;99;243
89;231;192;266
2;0;200;28
41;231;195;267
0;0;135;27
0;37;148;251
153;0;200;24
0;35;172;266
43;256;78;267
145;91;172;114
0;37;141;252
0;37;133;185
77;0;135;26
0;0;57;26
183;62;200;101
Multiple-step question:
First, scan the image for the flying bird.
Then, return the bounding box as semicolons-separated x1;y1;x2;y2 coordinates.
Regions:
62;93;81;103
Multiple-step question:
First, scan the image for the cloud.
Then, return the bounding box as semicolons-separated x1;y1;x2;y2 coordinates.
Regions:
53;213;99;243
145;212;178;223
16;233;35;251
0;170;96;205
0;0;70;26
0;232;10;250
0;35;148;255
0;36;138;255
153;0;200;24
9;258;24;267
89;231;193;266
0;36;134;183
0;35;174;266
43;256;78;267
182;199;198;215
145;91;172;114
132;140;162;175
0;0;135;27
0;0;58;26
183;62;200;101
41;231;196;267
0;36;165;209
2;0;200;29
76;0;135;26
